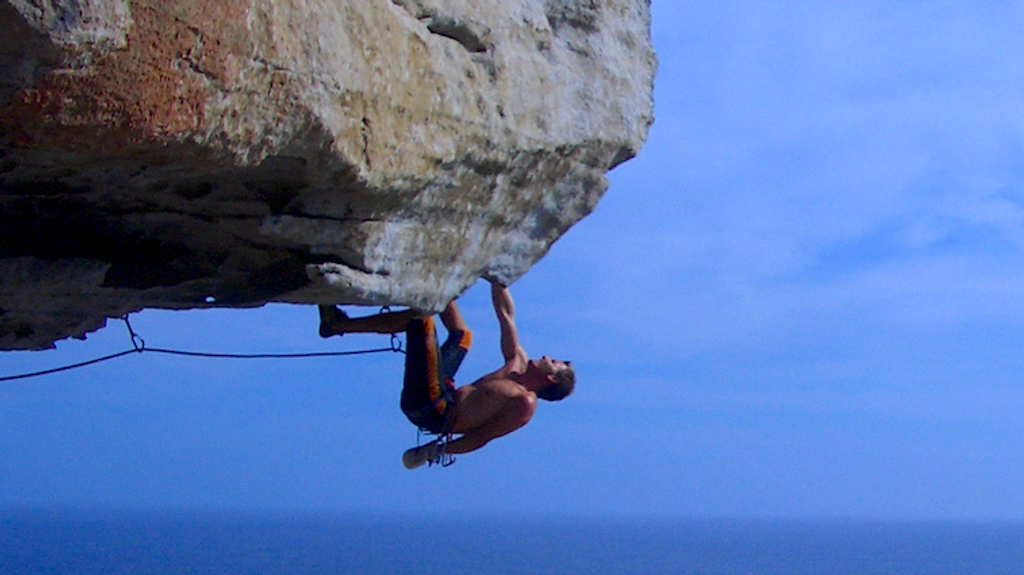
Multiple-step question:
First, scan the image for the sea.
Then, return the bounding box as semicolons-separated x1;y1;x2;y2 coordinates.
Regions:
2;510;1022;575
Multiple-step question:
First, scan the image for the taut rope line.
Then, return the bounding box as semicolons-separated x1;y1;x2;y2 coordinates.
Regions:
1;314;404;383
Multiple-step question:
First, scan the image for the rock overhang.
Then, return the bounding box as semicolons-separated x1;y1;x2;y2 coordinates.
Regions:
0;0;656;350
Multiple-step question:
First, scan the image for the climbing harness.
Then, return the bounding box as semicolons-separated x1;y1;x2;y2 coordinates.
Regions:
0;313;404;383
429;381;458;467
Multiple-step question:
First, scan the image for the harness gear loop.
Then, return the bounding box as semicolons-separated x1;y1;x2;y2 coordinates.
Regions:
415;428;456;467
435;433;456;467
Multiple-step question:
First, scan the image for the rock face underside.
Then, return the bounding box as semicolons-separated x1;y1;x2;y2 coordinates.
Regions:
0;0;655;350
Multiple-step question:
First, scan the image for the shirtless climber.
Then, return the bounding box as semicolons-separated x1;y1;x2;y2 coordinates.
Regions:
318;280;575;469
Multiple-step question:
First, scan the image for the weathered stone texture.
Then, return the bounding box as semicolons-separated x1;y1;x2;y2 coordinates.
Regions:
0;0;655;350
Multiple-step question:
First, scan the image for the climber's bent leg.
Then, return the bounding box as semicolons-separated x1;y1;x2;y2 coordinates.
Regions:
318;306;417;337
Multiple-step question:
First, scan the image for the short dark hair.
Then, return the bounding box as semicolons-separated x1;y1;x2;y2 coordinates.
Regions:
536;363;575;401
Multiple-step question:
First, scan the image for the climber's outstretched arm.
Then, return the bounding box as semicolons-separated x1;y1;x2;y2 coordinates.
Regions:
490;281;527;372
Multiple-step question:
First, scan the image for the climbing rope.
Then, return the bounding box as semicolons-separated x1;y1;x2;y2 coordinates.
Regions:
1;313;404;383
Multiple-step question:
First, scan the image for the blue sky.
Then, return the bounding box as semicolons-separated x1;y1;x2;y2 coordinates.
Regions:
5;1;1024;519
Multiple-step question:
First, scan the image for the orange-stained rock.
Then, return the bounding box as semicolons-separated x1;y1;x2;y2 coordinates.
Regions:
0;0;655;349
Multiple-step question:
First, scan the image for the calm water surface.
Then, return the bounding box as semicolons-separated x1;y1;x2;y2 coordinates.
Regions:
2;510;1022;575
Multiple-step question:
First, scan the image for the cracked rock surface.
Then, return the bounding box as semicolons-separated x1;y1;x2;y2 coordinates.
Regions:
0;0;655;350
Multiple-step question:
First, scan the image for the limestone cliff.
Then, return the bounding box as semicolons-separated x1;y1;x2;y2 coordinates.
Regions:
0;0;655;350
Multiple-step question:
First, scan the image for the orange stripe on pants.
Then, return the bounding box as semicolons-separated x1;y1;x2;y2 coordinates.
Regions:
422;317;446;413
